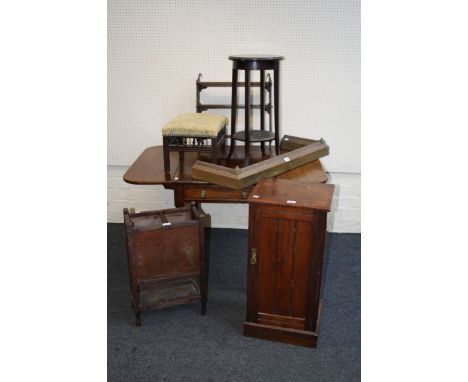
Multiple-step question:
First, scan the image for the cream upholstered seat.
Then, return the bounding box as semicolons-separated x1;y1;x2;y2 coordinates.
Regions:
162;113;228;137
162;112;228;173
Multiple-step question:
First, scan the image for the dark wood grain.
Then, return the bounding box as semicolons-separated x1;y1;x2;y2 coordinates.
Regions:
292;221;313;318
247;178;334;211
196;73;272;114
256;215;277;315
232;130;276;142
274;218;295;316
244;179;334;347
183;185;254;203
243;322;317;348
123;204;207;325
228;56;282;164
123;145;328;205
244;68;251;166
274;63;280;154
229;54;284;61
246;203;258;322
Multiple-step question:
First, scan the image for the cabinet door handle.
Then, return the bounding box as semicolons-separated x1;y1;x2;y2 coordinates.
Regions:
250;248;257;265
200;190;207;199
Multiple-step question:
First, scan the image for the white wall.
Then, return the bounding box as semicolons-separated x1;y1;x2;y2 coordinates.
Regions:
108;0;360;232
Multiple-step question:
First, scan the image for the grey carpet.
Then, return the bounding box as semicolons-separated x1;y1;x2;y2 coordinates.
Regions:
108;224;360;382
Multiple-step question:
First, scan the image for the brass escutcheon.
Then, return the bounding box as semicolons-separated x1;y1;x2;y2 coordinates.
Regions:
241;191;248;199
250;248;257;265
200;190;207;198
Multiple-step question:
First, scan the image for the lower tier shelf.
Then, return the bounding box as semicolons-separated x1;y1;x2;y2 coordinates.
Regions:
232;130;275;142
139;276;200;310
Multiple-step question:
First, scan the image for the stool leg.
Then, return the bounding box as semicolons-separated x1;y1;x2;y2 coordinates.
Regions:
163;136;170;173
221;127;227;153
179;151;184;165
211;137;218;164
178;137;185;168
244;69;250;166
221;130;226;153
226;69;238;161
274;65;280;156
260;69;266;158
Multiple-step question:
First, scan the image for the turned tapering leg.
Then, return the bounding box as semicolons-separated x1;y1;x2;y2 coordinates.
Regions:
226;69;238;162
260;69;266;158
244;69;251;166
274;64;280;155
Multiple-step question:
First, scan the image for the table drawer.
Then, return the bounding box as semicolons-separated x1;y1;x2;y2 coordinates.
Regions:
184;186;252;202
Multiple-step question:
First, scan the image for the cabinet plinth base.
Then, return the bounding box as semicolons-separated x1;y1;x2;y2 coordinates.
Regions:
243;322;318;348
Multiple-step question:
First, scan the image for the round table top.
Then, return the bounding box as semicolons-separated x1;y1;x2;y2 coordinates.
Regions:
229;54;284;62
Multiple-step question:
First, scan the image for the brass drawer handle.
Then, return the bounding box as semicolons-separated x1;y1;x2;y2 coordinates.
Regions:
241;191;249;199
200;190;207;199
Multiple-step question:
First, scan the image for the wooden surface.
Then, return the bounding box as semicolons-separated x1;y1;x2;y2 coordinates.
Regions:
123;145;328;207
244;180;333;347
228;54;284;61
123;204;207;326
227;56;283;165
192;141;329;190
280;135;321;151
248;179;335;211
123;145;328;186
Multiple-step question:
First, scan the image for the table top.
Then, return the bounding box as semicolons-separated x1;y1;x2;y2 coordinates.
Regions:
249;179;335;211
123;146;328;186
229;55;284;61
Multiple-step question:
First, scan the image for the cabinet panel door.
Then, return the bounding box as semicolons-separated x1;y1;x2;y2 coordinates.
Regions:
254;208;316;328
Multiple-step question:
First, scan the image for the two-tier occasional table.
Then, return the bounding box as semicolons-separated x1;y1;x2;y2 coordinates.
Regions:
226;55;283;166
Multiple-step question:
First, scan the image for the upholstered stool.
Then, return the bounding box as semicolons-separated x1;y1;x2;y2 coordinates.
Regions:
162;112;228;173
